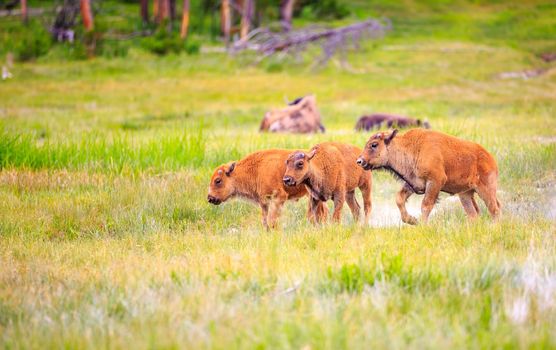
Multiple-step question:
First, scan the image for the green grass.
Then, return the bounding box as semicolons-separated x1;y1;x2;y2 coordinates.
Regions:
1;0;556;348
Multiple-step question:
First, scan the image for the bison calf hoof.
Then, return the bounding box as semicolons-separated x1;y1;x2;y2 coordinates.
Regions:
402;216;418;225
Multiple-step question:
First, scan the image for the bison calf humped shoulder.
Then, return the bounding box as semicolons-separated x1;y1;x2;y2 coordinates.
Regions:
283;142;372;224
355;113;430;131
259;95;326;134
356;129;500;224
207;149;327;229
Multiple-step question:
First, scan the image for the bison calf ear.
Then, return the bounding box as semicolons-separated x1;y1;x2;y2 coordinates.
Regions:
307;147;318;160
385;129;398;145
225;162;236;176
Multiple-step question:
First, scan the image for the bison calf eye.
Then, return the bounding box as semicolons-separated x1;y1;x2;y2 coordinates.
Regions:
371;143;378;149
215;178;222;185
296;162;304;169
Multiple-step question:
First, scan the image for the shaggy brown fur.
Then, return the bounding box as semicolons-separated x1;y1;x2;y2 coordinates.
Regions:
259;95;325;134
208;149;327;229
283;142;372;224
356;129;500;224
355;114;430;131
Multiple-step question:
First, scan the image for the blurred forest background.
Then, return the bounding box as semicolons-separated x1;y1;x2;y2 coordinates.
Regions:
1;0;554;63
1;0;359;61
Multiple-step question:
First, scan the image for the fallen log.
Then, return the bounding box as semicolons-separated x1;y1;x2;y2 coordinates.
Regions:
231;18;391;65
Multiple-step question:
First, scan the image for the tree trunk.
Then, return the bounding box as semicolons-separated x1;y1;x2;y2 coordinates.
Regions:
240;0;254;41
80;0;94;31
180;0;190;39
221;0;231;44
153;0;158;22
21;0;28;23
169;0;176;21
156;0;170;24
140;0;149;24
280;0;295;32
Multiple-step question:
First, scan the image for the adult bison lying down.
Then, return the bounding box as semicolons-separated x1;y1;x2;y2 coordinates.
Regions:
207;149;326;229
356;129;500;224
283;142;372;224
355;114;430;131
259;95;325;134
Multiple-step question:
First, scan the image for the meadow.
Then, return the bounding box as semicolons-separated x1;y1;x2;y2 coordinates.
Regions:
1;0;556;348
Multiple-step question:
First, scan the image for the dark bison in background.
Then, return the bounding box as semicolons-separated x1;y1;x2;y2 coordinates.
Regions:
355;113;430;131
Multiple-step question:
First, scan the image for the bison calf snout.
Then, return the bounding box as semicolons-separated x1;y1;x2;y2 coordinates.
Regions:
283;176;296;187
207;195;221;205
356;157;372;171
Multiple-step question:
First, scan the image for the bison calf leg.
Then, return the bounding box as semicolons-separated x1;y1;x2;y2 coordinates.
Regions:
267;197;286;229
476;174;501;220
458;191;478;219
307;198;327;224
360;180;372;225
421;178;444;223
332;191;346;223
346;191;361;223
471;195;480;215
260;203;269;228
315;200;328;223
396;184;417;225
306;199;317;224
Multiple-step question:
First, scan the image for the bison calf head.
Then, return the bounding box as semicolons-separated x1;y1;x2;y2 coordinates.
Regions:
283;148;317;187
357;129;398;170
207;162;236;205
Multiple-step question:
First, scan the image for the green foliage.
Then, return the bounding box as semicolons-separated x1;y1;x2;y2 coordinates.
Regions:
184;38;201;55
89;19;130;59
325;254;442;293
99;39;130;58
47;41;90;60
14;21;52;62
297;0;350;20
141;27;201;56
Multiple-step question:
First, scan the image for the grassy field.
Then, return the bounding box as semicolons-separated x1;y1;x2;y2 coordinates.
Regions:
1;0;556;348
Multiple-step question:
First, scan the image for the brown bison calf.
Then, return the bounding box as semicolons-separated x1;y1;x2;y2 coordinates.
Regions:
356;129;500;224
355;114;430;131
208;149;326;229
283;142;372;224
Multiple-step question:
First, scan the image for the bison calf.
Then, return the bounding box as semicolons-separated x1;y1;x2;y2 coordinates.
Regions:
283;142;372;224
208;149;326;229
356;129;500;224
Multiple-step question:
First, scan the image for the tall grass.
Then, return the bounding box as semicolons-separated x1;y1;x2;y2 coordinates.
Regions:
1;127;553;182
0;128;206;173
1;221;555;348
